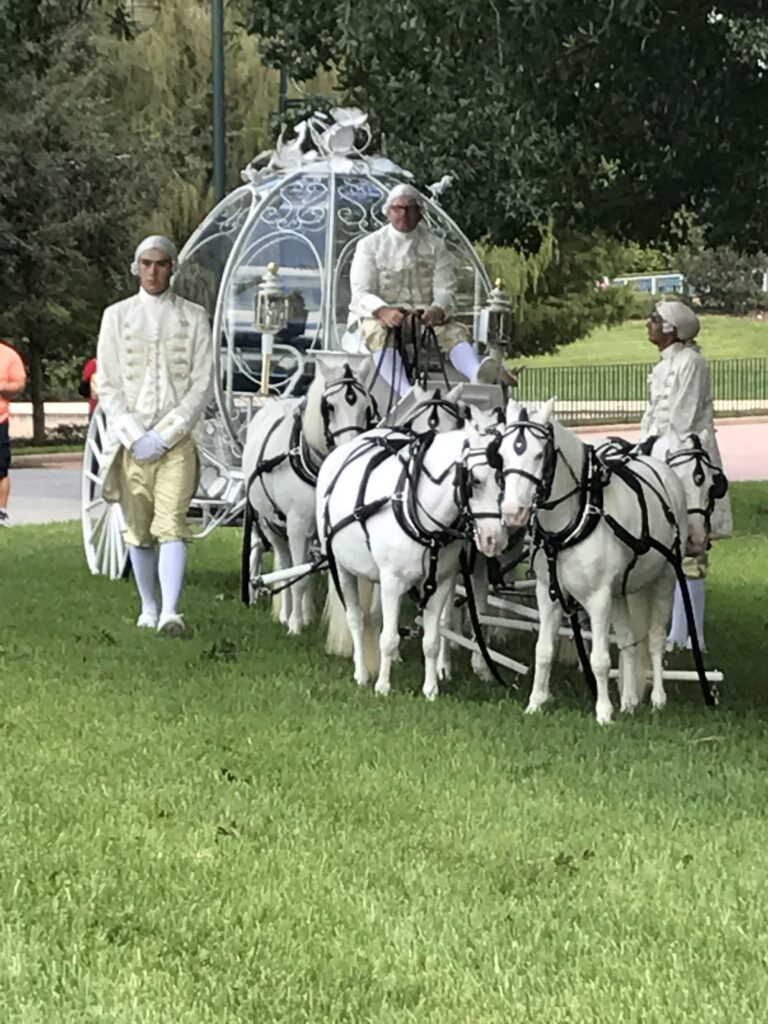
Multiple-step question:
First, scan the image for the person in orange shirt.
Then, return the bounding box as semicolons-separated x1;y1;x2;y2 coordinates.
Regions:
0;339;28;526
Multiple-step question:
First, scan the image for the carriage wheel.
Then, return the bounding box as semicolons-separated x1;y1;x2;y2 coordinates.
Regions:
240;499;265;605
81;408;129;580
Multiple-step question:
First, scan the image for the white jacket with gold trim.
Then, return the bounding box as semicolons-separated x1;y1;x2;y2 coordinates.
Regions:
96;290;213;501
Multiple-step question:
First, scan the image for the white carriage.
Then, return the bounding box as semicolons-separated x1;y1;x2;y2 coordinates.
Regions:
82;108;507;579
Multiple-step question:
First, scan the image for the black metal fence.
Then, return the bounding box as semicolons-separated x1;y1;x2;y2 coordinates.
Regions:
514;357;768;425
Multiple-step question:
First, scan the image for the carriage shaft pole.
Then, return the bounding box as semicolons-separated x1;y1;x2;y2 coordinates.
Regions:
437;624;529;676
253;562;316;587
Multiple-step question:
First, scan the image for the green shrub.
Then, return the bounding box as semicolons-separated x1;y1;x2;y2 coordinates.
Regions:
676;228;768;315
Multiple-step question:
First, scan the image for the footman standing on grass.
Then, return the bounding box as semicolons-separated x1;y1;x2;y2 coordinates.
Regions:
640;300;732;650
97;235;213;635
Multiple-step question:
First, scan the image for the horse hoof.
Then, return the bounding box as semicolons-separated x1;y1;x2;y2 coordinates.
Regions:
374;682;390;697
525;701;546;715
651;697;667;712
620;701;638;715
355;673;369;687
423;690;438;702
471;655;493;682
595;706;614;725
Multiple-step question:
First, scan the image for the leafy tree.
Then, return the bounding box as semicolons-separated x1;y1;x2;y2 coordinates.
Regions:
677;226;768;314
238;0;768;251
480;230;636;356
0;30;149;441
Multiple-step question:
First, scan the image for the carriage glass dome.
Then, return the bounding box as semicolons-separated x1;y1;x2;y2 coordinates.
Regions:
174;109;492;443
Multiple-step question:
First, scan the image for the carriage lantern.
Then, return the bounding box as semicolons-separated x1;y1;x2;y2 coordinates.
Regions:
484;278;513;349
254;262;290;395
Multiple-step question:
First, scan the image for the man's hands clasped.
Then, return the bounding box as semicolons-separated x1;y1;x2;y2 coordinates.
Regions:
131;429;168;463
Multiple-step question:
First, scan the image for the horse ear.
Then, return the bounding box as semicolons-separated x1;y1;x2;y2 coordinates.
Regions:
534;397;556;424
462;417;481;442
445;383;463;403
412;383;427;400
506;398;522;423
697;427;710;448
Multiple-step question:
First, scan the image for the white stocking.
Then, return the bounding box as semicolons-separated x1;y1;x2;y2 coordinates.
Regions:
448;341;481;381
374;347;411;397
129;545;158;616
668;579;706;651
158;540;188;618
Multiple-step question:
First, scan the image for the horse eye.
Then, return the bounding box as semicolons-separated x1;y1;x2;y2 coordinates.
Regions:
470;473;481;489
533;451;543;461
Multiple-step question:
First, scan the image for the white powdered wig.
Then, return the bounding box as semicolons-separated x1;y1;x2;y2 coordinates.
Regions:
130;234;178;276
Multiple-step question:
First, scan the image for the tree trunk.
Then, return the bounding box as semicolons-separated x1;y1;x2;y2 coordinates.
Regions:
28;341;46;445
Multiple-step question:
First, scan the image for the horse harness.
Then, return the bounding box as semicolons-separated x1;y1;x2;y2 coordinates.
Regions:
489;416;720;706
322;427;496;611
246;374;377;537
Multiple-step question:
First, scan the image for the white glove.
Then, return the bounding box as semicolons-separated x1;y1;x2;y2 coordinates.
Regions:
131;429;168;463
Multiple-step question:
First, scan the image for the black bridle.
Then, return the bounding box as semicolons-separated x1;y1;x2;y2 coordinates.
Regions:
320;365;379;450
400;388;465;433
664;434;728;533
486;410;557;504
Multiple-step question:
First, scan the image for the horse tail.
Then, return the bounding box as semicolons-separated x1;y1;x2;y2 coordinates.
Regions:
323;578;352;657
323;576;380;675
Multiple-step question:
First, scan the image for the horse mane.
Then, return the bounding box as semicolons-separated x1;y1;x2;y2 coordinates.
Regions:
301;372;328;454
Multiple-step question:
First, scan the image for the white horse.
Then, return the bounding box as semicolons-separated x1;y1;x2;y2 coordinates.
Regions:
595;430;726;556
495;399;688;723
318;423;508;700
320;390;503;667
645;430;727;553
597;430;727;704
242;358;378;634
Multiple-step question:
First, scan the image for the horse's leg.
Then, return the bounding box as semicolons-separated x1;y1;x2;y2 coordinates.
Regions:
437;571;458;682
611;595;638;714
583;586;614;725
271;534;293;627
425;576;455;699
374;570;404;696
285;513;314;633
527;579;562;713
648;576;675;711
336;568;369;686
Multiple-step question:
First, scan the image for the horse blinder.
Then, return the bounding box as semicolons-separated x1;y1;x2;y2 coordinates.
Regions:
711;472;728;500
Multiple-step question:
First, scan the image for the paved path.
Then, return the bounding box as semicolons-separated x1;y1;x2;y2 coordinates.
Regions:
577;420;768;483
8;466;82;526
6;420;768;527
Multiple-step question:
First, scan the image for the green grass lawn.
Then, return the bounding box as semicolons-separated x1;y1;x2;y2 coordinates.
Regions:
2;485;768;1023
518;315;768;367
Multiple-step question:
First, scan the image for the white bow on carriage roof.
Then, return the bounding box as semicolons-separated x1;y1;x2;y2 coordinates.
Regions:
242;108;411;179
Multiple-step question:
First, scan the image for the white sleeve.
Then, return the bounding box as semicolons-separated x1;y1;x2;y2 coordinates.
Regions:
153;309;213;448
668;352;710;439
349;236;387;318
96;307;144;448
431;236;457;316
